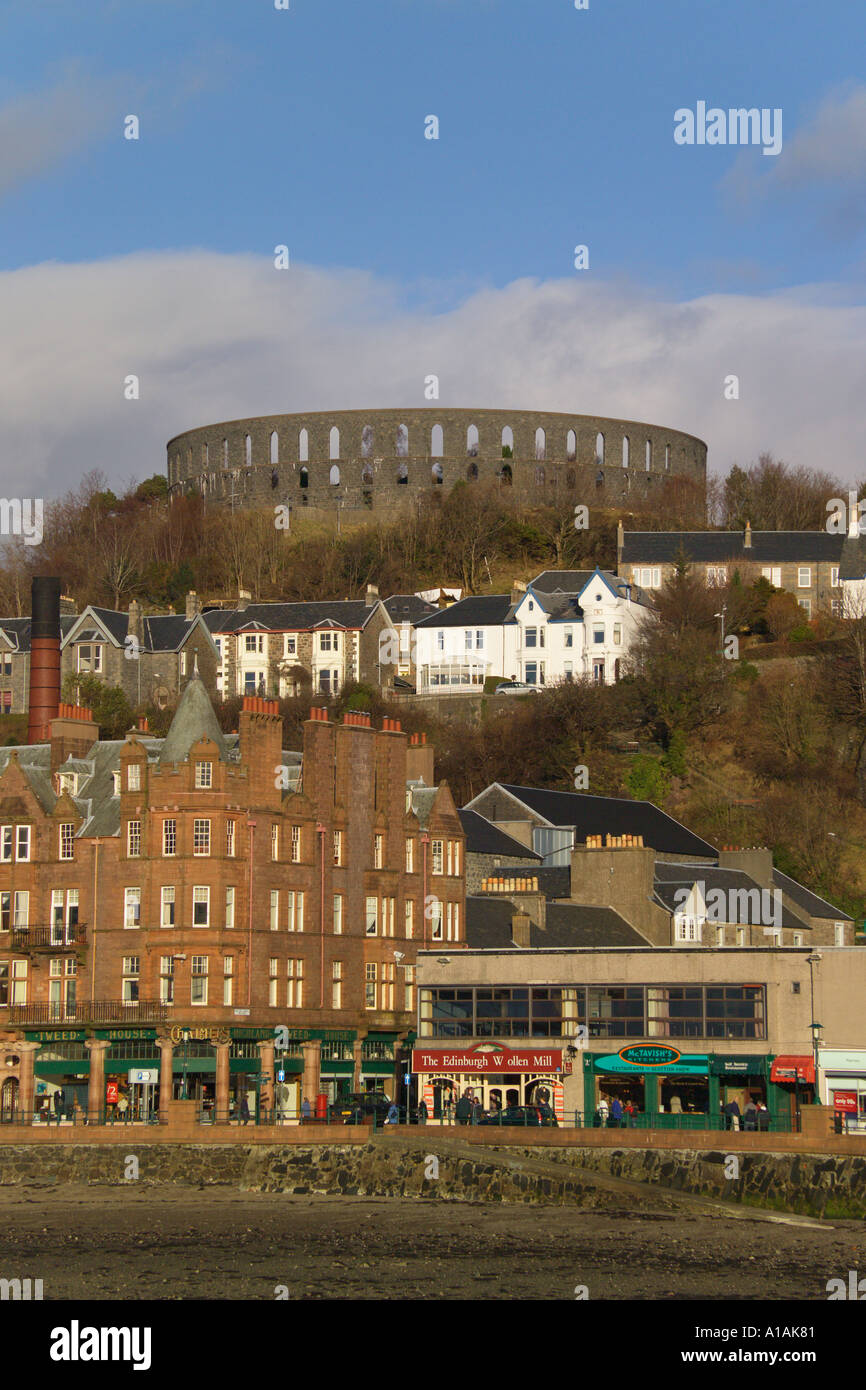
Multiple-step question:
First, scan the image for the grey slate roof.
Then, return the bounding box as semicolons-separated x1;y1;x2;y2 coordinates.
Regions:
621;531;843;566
409;786;438;829
414;595;515;629
652;863;803;927
159;676;229;764
459;809;541;860
465;896;648;949
772;868;853;922
383;595;439;623
530;570;595;593
471;784;717;859
839;535;866;582
203;601;380;634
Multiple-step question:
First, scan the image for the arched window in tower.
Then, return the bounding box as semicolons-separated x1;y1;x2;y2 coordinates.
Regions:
499;463;513;486
299;467;309;489
361;424;374;457
622;436;629;468
223;439;228;467
361;462;374;484
645;439;652;471
270;431;279;465
432;462;444;485
329;464;340;486
202;441;209;467
535;428;546;461
566;429;576;462
244;435;252;467
431;424;444;457
397;462;408;484
665;443;671;471
299;428;309;463
501;426;513;458
535;466;546;485
329;427;340;460
595;432;604;465
467;425;479;458
566;468;576;489
467;462;478;480
396;424;409;457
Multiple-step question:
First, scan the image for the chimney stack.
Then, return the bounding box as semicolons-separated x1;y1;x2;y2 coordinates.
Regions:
185;591;201;621
27;577;62;744
744;519;752;549
365;583;379;607
406;730;434;784
510;580;526;606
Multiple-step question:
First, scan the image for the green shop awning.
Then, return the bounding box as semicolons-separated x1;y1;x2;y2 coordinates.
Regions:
709;1055;769;1076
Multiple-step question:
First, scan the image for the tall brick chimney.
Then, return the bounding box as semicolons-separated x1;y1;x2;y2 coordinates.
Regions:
406;731;434;784
27;577;62;744
185;591;201;621
238;696;283;805
50;703;99;772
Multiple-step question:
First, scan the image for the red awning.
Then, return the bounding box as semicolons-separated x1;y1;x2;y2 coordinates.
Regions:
770;1055;815;1084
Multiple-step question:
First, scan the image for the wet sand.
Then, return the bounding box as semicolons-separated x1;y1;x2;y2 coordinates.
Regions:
0;1184;863;1300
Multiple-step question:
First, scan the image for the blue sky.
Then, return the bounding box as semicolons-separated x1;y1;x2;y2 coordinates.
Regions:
1;0;865;495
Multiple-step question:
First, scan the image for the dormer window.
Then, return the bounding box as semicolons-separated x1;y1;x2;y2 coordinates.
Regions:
112;772;121;795
195;761;213;789
77;643;102;673
58;772;78;797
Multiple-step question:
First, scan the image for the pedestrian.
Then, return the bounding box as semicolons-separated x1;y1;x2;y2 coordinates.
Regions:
669;1093;683;1115
455;1090;473;1126
623;1098;635;1128
609;1096;623;1128
724;1098;741;1132
53;1089;63;1125
240;1095;251;1126
743;1098;758;1131
594;1094;609;1128
757;1102;770;1132
386;1102;400;1125
417;1100;428;1126
472;1097;484;1125
117;1093;129;1124
301;1096;312;1123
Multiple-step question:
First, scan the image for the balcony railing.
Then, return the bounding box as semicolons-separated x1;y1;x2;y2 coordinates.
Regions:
8;1000;169;1026
9;925;87;950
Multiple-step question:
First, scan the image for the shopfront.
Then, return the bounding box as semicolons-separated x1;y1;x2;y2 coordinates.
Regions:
818;1049;866;1131
584;1047;775;1123
411;1043;566;1120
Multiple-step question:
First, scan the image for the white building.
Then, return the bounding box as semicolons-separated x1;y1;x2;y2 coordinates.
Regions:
412;570;650;693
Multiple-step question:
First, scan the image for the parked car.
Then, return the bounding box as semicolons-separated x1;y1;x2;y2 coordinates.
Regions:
333;1091;392;1125
494;681;537;695
477;1105;558;1127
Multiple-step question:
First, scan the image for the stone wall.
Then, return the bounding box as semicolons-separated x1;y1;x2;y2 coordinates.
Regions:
2;1137;866;1216
167;408;707;523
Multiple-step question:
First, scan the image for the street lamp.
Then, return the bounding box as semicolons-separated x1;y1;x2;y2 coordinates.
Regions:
180;1027;191;1101
807;952;823;1104
713;606;727;656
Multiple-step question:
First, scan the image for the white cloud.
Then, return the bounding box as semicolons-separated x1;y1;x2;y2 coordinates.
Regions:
723;85;866;234
0;250;864;500
0;67;125;200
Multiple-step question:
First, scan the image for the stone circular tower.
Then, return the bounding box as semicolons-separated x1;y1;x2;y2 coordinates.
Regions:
167;407;706;520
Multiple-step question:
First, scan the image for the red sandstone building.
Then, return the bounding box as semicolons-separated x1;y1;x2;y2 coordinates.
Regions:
0;681;465;1122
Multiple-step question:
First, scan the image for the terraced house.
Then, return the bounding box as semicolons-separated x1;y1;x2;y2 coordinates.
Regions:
0;680;464;1124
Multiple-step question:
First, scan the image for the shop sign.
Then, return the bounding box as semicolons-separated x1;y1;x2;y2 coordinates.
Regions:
832;1090;858;1114
229;1027;355;1043
595;1051;709;1075
26;1030;86;1043
106;1082;119;1104
169;1025;231;1045
128;1069;158;1085
412;1046;562;1074
618;1045;682;1068
820;1051;866;1070
95;1028;158;1042
709;1055;768;1076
